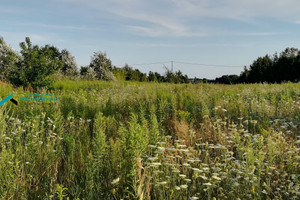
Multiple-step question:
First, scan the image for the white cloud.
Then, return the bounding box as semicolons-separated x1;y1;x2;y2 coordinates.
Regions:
221;31;283;37
127;24;206;37
15;22;97;32
169;0;300;21
242;32;280;36
55;0;300;37
16;22;88;31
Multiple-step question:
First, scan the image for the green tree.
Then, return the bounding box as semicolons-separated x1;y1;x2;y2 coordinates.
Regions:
148;71;157;82
122;65;140;81
112;66;126;81
139;72;147;82
80;66;89;77
154;72;164;82
0;37;20;81
80;66;96;80
248;55;272;83
274;48;300;82
183;74;190;83
90;51;116;81
164;68;176;83
216;75;239;84
59;49;78;77
238;66;250;83
236;48;300;83
9;37;63;89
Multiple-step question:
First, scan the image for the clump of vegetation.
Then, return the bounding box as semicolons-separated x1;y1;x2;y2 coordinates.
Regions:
2;35;300;89
0;36;192;91
8;37;64;90
0;37;21;81
216;48;300;84
0;81;299;199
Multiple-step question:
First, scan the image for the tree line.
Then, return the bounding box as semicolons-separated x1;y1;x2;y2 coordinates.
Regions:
0;37;190;90
1;36;299;88
215;48;300;84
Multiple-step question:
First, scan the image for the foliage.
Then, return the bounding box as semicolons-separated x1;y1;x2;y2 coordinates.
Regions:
0;37;20;81
164;69;190;83
216;48;300;84
216;75;239;84
0;36;191;86
8;37;63;90
0;80;300;199
89;51;116;81
112;65;190;83
59;49;79;77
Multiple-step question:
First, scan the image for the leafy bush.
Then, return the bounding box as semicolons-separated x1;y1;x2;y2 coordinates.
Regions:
8;37;63;90
0;37;20;81
90;51;116;81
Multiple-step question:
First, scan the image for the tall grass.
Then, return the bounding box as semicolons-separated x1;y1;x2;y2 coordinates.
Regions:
0;81;299;199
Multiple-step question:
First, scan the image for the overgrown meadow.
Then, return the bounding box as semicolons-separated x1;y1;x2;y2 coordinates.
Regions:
0;80;299;199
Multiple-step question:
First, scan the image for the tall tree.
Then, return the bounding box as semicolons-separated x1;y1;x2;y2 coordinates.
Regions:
148;71;157;82
9;37;63;89
0;37;20;81
59;49;78;77
90;51;115;81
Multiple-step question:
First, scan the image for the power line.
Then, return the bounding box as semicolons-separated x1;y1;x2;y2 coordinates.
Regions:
114;61;169;67
130;61;170;66
115;61;243;68
173;61;242;68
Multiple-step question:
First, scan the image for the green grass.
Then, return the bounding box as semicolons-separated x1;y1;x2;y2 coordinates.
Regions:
0;80;299;199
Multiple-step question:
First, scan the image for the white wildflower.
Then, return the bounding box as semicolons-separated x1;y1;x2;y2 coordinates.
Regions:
199;175;208;180
212;175;221;181
180;184;188;189
156;181;167;185
151;162;162;167
111;178;120;185
179;174;186;178
148;157;158;161
184;178;192;183
192;168;201;173
182;163;190;167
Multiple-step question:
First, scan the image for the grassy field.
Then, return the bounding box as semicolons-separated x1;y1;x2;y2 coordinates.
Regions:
0;80;299;199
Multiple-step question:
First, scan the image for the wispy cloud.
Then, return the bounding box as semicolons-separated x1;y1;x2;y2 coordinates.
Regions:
56;0;300;38
55;0;208;37
127;25;207;37
225;32;284;37
169;0;300;22
242;32;281;36
118;41;250;48
15;22;94;31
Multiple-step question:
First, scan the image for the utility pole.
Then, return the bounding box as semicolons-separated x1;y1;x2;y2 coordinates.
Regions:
171;61;173;72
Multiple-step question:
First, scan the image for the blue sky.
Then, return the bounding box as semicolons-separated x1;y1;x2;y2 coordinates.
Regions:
1;0;300;79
